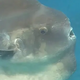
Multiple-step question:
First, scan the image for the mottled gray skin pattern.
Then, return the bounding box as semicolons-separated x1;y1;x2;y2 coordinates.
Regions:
0;0;76;80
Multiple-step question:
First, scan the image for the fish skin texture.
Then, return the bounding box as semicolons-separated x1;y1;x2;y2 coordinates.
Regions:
0;0;76;80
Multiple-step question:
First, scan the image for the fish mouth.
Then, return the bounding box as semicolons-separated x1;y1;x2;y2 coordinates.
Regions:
68;28;76;40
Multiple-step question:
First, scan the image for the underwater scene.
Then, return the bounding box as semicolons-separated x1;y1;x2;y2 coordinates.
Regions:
0;0;79;80
39;0;80;80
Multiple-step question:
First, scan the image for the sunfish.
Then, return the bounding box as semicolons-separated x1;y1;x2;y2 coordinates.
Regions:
0;0;76;80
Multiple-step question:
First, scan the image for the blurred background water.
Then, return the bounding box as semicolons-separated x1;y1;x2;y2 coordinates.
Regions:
39;0;80;80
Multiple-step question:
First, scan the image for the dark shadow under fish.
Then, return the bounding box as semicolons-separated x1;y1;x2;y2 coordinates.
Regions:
0;50;15;59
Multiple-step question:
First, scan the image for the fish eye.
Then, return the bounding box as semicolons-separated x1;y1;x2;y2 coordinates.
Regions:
39;27;48;34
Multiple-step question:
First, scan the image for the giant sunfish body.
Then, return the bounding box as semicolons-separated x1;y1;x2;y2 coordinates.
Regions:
0;0;76;80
